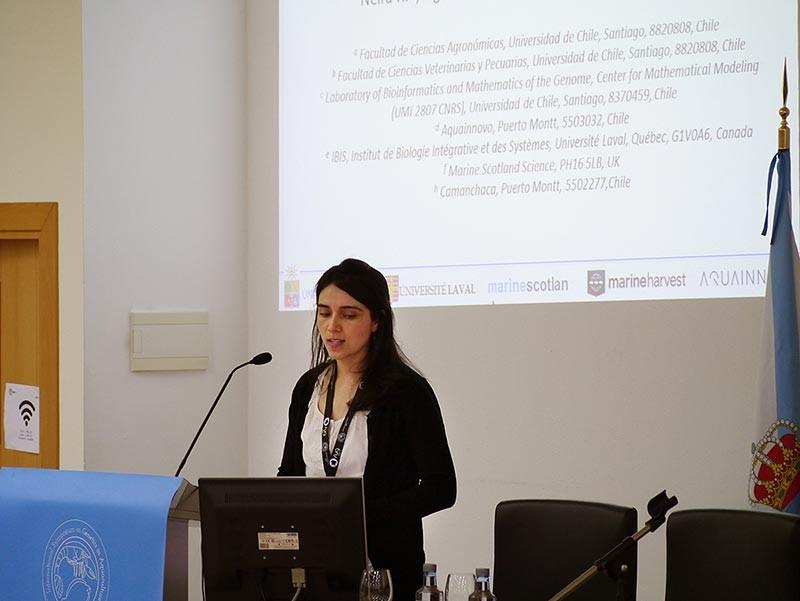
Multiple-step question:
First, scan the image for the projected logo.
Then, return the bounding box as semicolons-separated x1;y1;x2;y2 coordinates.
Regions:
587;270;606;297
386;275;399;303
699;268;766;288
19;400;36;426
42;519;109;601
283;280;300;308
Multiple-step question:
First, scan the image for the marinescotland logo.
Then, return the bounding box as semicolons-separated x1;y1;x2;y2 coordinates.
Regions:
42;519;109;601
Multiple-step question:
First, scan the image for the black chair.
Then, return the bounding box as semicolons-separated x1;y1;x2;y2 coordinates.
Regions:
665;508;800;601
494;499;638;601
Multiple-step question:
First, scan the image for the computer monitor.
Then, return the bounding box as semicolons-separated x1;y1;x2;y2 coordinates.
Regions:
199;477;367;601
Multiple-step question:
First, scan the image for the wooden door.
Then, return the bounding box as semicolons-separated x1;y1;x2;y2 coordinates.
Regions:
0;203;59;467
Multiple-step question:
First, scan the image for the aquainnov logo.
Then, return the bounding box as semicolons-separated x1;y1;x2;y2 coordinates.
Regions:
42;519;109;601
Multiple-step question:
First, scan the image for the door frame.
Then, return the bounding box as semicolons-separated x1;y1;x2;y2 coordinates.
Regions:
0;202;59;467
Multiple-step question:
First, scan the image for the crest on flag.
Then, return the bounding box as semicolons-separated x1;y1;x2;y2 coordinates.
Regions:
750;420;800;511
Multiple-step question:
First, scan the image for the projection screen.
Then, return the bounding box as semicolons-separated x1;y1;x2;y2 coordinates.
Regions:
278;0;798;309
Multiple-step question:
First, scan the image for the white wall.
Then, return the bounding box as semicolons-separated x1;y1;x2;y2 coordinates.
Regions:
83;3;247;599
247;3;766;600
83;0;247;479
0;0;85;470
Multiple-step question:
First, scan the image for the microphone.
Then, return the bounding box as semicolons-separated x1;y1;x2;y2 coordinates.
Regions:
250;351;273;365
174;352;273;478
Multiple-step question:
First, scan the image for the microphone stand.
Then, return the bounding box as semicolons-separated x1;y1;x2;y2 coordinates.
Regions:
174;352;272;478
547;490;678;601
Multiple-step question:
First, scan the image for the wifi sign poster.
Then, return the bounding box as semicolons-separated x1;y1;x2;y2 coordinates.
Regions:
3;383;40;454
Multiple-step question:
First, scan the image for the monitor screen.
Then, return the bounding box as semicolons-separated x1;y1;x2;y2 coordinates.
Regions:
199;477;367;601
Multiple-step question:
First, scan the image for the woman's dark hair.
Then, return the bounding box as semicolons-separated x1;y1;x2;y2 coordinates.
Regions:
311;258;412;407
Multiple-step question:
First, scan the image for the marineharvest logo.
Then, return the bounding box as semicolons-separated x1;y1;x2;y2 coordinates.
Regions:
42;519;109;601
587;270;605;297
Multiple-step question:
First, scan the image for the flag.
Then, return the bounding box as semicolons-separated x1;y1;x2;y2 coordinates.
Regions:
749;147;800;515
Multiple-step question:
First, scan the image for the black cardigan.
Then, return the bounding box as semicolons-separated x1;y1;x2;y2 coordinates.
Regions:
278;363;457;592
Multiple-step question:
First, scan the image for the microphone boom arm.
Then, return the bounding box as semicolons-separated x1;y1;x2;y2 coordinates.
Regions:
174;353;271;478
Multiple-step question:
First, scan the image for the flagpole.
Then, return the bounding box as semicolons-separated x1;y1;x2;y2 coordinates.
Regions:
779;59;790;152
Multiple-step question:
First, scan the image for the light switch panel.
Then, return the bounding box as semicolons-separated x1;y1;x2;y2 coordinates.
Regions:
130;311;209;371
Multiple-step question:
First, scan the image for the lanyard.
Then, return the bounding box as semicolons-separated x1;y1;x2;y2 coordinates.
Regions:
321;363;357;477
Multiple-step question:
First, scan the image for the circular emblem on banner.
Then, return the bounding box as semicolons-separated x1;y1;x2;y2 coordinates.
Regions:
42;519;109;601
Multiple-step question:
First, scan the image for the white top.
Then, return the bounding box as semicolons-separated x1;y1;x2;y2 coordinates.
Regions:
301;374;369;477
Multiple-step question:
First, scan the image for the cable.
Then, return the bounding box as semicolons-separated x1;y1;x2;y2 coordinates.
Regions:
258;569;306;601
257;583;301;601
290;566;306;600
259;575;269;601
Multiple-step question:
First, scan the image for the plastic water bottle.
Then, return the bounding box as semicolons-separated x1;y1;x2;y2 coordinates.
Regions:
415;563;441;601
468;568;496;601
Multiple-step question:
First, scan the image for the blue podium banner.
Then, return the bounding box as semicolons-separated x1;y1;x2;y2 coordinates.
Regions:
0;468;182;601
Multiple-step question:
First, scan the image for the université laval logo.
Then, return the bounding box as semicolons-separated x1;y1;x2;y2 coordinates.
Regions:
42;519;109;601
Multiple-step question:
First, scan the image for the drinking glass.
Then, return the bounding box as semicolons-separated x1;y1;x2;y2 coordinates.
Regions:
445;572;475;601
360;568;393;601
